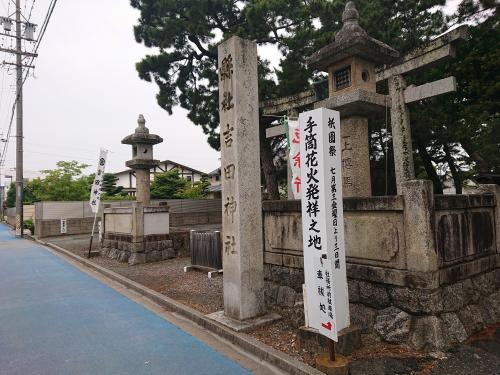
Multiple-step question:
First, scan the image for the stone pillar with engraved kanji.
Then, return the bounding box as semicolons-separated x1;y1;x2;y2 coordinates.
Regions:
218;36;265;320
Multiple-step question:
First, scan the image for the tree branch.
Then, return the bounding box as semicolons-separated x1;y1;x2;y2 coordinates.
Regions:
188;35;217;60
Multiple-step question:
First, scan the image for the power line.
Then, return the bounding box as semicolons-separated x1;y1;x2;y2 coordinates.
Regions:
26;0;35;22
0;0;58;236
0;0;58;167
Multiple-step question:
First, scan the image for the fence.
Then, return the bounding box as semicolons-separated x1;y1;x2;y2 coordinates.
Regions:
34;199;222;220
5;205;35;227
33;199;222;238
189;230;223;270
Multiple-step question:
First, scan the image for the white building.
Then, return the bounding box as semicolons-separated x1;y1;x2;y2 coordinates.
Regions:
114;160;206;196
207;167;222;199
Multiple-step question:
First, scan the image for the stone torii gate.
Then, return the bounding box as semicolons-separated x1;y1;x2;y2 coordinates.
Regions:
379;26;469;193
261;2;468;197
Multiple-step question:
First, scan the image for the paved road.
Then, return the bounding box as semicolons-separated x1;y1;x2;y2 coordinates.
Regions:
0;225;251;375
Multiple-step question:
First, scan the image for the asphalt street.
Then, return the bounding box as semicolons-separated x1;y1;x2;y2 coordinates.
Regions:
0;224;252;375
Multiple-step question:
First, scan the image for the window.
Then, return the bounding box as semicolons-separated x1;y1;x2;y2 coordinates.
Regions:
333;66;351;91
186;176;192;182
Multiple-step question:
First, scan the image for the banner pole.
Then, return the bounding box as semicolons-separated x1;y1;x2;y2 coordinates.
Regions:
328;339;336;362
88;211;98;258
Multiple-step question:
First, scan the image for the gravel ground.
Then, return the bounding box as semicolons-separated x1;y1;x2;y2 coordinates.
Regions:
46;234;223;314
47;235;500;374
91;256;224;314
249;320;318;367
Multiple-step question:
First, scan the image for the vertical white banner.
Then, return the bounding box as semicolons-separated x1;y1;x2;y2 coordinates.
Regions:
288;119;301;199
89;149;108;214
299;108;349;341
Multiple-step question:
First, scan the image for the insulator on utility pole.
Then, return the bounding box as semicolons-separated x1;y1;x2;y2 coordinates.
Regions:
1;17;12;32
24;23;35;40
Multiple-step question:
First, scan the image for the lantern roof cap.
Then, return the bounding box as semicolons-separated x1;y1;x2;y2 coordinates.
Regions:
307;1;399;71
122;114;163;145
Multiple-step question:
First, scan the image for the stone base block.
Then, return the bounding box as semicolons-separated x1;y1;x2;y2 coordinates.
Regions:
101;232;176;265
129;253;145;265
207;310;281;333
297;325;362;355
184;265;223;279
316;354;349;375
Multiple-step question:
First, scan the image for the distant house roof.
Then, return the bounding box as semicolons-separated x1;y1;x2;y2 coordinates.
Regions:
112;160;207;176
208;184;221;192
208;167;221;176
114;169;135;175
160;160;206;175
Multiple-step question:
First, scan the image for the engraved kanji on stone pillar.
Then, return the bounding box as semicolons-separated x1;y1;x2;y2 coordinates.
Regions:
218;36;265;320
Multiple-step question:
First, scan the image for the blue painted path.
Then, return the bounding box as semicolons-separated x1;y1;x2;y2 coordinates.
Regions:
0;225;251;375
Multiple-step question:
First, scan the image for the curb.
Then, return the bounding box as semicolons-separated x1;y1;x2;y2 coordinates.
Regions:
29;235;323;375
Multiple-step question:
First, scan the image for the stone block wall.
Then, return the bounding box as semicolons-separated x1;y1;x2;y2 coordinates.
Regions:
101;233;176;265
349;269;500;350
261;186;500;350
36;217;98;238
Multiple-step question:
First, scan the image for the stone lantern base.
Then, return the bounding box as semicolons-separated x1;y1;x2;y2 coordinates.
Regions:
101;233;175;265
100;203;174;265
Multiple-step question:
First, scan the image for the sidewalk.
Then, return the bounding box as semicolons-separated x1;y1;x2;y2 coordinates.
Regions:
0;224;253;375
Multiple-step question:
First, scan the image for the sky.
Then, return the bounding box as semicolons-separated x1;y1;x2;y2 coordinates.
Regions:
0;0;221;184
0;0;462;185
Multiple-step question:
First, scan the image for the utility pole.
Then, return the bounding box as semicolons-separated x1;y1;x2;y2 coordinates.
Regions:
0;3;37;237
15;0;23;237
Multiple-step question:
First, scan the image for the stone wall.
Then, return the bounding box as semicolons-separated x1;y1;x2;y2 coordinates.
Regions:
262;186;500;350
36;217;98;238
101;233;175;265
263;197;405;291
435;194;496;266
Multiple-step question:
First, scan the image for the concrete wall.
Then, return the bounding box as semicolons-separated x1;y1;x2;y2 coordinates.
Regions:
33;199;222;238
5;205;35;227
35;199;221;218
35;201;133;220
36;217;98;238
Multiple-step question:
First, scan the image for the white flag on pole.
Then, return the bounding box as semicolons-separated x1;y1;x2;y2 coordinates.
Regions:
89;148;108;214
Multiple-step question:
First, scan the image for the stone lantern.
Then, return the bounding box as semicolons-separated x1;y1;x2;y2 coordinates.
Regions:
100;114;173;265
307;1;399;197
121;114;163;204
